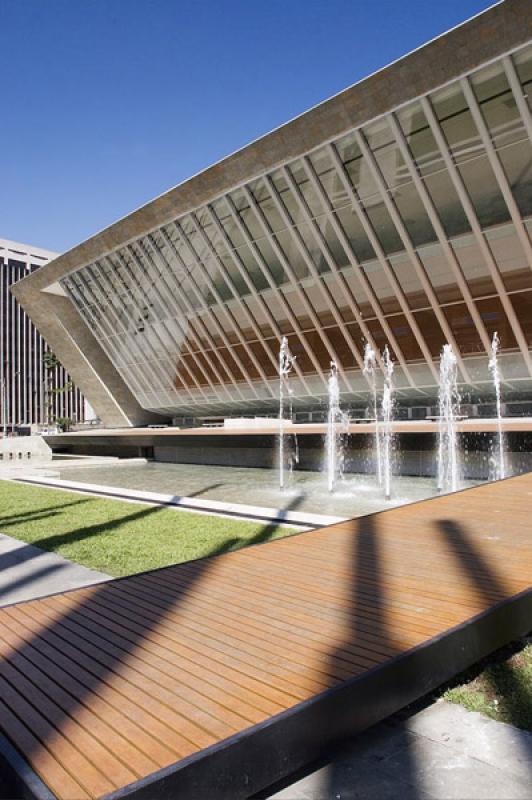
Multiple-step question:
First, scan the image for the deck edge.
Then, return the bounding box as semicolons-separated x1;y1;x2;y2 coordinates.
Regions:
0;731;56;800
100;586;532;800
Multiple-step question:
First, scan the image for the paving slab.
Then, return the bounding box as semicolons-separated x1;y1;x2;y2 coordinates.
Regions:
262;701;532;800
0;532;109;606
404;701;532;784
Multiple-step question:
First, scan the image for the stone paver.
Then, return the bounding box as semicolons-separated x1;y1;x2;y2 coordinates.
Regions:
261;701;532;800
0;532;109;607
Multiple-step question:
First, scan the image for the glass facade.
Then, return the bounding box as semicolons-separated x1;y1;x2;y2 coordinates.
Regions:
61;43;532;416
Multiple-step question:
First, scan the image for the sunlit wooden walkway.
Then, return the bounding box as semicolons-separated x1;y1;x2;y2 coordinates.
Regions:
0;474;531;799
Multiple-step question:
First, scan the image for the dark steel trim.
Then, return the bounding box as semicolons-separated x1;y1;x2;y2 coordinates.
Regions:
0;731;56;800
101;587;532;800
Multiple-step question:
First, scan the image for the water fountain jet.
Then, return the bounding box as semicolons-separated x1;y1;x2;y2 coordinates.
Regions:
381;347;394;501
363;343;382;486
437;344;461;493
488;331;506;481
279;337;297;490
326;361;348;492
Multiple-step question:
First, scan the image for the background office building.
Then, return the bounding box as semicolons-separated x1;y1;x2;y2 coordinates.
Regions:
1;238;85;431
12;0;532;428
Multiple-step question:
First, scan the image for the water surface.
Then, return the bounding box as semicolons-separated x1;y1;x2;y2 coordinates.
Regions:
56;462;480;518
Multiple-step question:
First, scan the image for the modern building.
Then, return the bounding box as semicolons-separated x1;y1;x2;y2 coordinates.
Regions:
1;238;85;431
12;0;532;428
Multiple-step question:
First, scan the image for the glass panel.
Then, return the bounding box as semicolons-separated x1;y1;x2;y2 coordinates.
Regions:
275;228;310;280
457;154;510;228
345;152;380;202
303;280;334;321
497;140;532;217
387;313;424;361
412;309;447;357
325;270;370;320
392;181;435;247
202;257;233;304
476;296;518;349
423;169;470;238
248;177;269;203
363;117;394;151
233;243;269;292
397;100;444;176
218;251;249;297
388;252;428;310
197;211;228;258
310;147;350;209
317;167;350;210
231;344;261;380
294;222;328;273
308;146;333;176
362;317;389;355
213;199;245;248
288;160;323;218
322;325;358;368
302;329;333;371
450;235;496;297
345;321;364;353
182;221;210;264
281;333;312;374
372;141;408;191
179;274;204;311
363;200;403;255
485;223;532;292
472;60;524;147
335;130;362;164
431;83;483;164
215;346;246;382
274;172;306;224
360;259;401;314
239;203;265;241
431;81;511;227
514;45;532;114
254;238;286;286
509;291;532;346
314;214;349;269
441;303;483;354
248;340;279;377
255;193;285;233
334;206;375;263
418;242;462;304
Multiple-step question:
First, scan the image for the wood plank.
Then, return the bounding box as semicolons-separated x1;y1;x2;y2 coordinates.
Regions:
0;472;530;800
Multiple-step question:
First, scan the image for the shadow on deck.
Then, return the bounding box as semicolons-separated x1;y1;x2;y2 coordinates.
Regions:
0;475;530;800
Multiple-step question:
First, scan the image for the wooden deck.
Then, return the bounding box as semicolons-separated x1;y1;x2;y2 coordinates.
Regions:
0;474;531;800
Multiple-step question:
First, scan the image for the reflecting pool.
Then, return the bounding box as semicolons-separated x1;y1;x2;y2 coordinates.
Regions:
56;462;480;519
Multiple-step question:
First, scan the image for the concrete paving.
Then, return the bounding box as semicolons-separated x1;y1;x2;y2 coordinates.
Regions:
261;700;532;800
0;532;109;607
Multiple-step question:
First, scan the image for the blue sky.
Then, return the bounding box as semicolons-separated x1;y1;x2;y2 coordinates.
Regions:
1;0;496;253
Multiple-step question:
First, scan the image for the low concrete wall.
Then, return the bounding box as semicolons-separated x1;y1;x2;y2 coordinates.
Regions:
46;429;532;481
0;435;52;464
153;434;532;480
155;445;275;468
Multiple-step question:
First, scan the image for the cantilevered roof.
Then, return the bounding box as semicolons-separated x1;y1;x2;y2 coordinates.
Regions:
11;0;532;427
13;0;532;293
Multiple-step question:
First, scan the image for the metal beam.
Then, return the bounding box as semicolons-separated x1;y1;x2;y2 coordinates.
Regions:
205;203;314;397
388;111;492;356
354;128;469;384
326;142;429;391
421;94;532;377
157;225;248;402
223;194;330;394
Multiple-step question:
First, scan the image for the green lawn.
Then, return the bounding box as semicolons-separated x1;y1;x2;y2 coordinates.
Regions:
0;479;297;577
442;639;532;732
